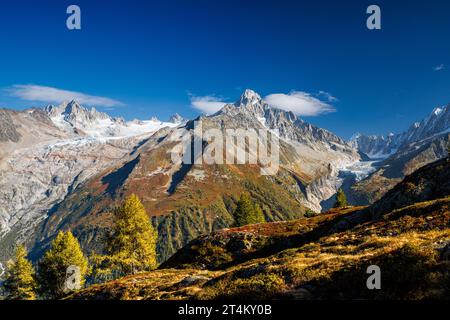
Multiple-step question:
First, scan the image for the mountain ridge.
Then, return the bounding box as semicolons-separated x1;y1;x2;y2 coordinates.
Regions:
0;89;361;266
1;89;450;269
351;104;450;160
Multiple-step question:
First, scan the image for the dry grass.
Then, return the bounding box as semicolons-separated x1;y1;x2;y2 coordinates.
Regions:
67;269;222;300
69;198;450;300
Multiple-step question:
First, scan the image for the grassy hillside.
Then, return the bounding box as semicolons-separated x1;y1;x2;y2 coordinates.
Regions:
68;198;450;300
68;158;450;300
29;134;308;263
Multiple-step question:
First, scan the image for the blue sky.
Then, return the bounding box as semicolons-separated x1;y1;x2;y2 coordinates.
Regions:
0;0;449;139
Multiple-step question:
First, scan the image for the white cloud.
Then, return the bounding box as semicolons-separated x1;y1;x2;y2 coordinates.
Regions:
190;95;227;114
317;90;338;102
264;91;335;116
434;64;445;71
6;84;124;107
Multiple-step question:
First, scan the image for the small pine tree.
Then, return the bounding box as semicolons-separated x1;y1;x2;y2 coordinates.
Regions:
304;209;318;218
233;194;265;227
93;194;158;280
333;188;349;208
3;245;37;300
37;231;88;299
253;204;266;224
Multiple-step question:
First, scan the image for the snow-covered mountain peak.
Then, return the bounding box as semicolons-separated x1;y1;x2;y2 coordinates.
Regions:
42;101;177;139
169;113;184;124
216;89;265;118
44;100;112;123
236;89;262;107
432;107;443;116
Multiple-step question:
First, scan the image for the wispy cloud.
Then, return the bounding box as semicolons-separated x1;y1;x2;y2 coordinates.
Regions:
317;90;338;102
434;64;445;71
190;95;228;114
264;91;335;116
6;84;124;107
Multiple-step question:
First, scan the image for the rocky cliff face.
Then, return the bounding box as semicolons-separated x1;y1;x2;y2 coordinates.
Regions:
0;108;73;159
168;113;185;124
349;133;399;159
216;90;361;211
0;109;21;143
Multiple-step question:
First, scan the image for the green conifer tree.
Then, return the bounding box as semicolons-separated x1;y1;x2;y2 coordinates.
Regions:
234;194;265;226
3;245;37;300
253;203;266;224
333;188;349;208
37;231;88;299
94;194;158;280
304;209;318;218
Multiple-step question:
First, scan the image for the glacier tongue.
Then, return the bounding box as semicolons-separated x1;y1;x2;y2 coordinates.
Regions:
0;136;142;241
340;160;378;182
0;101;181;259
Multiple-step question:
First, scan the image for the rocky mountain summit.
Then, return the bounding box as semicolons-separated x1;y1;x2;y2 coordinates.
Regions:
221;90;352;151
349;132;398;159
168;113;185;124
44;100;119;127
43;100;177;138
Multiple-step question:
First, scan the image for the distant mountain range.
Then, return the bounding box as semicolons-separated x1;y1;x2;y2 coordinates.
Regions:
0;90;449;267
44;100;181;137
350;105;450;159
350;104;450;204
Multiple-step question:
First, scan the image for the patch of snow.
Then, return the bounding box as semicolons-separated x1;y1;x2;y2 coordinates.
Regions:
147;167;166;177
51;114;178;139
433;107;443;116
188;169;206;181
256;116;267;128
116;119;177;138
364;148;397;160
